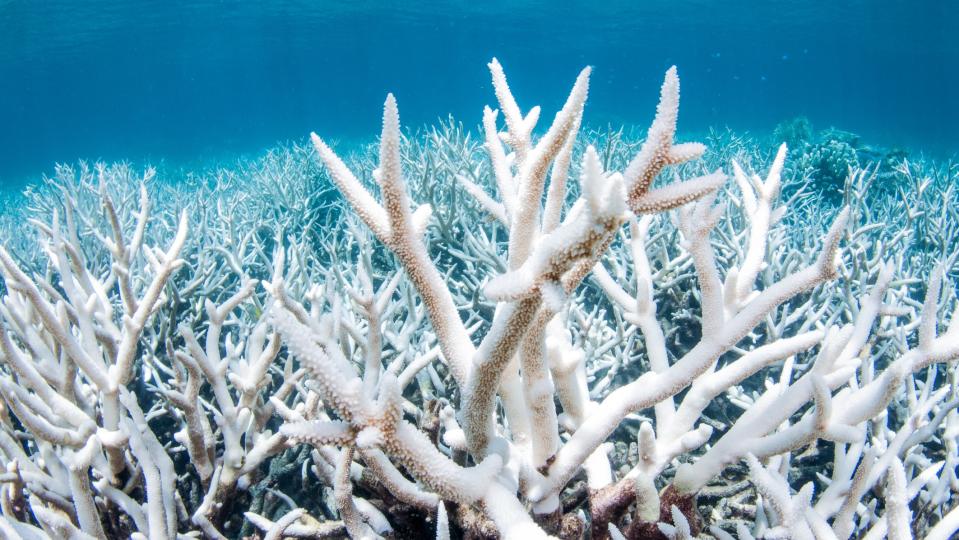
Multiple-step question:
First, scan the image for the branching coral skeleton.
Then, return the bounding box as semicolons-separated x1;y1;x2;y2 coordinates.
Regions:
0;58;956;539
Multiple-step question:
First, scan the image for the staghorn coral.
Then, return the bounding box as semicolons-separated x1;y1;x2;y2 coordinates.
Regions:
0;59;955;540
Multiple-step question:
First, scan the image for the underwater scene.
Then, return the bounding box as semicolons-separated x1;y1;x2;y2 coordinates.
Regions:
0;1;958;539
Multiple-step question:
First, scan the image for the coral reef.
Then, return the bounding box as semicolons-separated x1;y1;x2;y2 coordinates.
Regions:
772;116;813;151
801;138;860;201
772;117;914;204
0;60;956;539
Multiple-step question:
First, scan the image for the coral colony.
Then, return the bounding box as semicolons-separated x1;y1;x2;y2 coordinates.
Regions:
0;59;957;539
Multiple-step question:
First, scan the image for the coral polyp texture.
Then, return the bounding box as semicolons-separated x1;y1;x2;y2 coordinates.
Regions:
0;59;957;540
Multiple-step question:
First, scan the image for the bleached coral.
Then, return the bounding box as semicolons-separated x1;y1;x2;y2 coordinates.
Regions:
0;58;955;540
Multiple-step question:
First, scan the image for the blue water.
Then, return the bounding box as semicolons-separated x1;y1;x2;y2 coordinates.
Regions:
1;1;956;186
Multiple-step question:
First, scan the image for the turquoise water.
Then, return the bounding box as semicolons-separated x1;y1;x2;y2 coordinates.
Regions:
1;1;956;185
